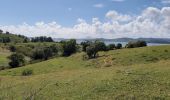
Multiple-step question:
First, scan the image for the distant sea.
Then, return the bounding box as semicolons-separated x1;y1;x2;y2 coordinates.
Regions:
76;40;169;47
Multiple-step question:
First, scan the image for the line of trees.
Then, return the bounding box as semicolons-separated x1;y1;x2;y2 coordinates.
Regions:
31;36;54;42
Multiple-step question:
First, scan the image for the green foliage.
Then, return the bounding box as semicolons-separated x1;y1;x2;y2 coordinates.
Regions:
22;69;33;76
9;45;16;52
31;45;59;60
116;43;122;49
31;36;54;42
8;53;25;68
81;40;92;52
107;44;116;50
62;39;77;56
94;40;107;51
126;40;147;48
86;44;98;59
1;46;170;99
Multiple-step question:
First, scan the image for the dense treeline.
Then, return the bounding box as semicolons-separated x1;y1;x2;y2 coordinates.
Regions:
31;36;54;42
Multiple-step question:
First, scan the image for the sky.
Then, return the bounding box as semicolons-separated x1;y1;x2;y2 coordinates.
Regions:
0;0;170;39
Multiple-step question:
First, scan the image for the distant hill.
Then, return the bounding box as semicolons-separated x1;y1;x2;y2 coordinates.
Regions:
54;38;170;44
0;33;28;43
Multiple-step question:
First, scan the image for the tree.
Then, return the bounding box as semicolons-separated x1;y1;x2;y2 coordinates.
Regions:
126;40;147;48
86;44;98;59
31;49;45;60
116;43;122;49
81;40;92;52
9;45;16;52
62;39;77;56
107;44;116;50
94;40;107;51
8;53;25;68
43;47;53;60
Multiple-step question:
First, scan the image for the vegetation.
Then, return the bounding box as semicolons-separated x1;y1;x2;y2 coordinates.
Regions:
126;40;147;48
61;39;77;56
0;45;170;99
2;29;170;99
22;69;33;76
8;53;25;68
31;36;53;42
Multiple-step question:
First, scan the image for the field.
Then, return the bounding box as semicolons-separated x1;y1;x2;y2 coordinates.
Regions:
0;45;170;99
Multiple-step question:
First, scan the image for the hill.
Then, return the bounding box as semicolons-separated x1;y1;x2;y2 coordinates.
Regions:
0;33;27;43
0;45;170;99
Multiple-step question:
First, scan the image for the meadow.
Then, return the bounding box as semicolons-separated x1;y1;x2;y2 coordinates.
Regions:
0;45;170;99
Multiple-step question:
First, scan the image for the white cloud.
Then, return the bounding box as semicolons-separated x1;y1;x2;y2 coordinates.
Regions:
106;10;132;22
93;3;104;8
1;7;170;39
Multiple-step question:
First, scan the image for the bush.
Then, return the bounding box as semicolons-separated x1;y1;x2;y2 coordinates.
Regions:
94;40;107;51
8;53;25;68
86;44;98;59
9;45;16;52
22;69;33;76
116;43;122;49
107;44;116;50
62;39;77;56
126;40;147;48
81;41;92;52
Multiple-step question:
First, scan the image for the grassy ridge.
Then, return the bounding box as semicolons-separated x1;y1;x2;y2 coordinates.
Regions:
0;45;170;99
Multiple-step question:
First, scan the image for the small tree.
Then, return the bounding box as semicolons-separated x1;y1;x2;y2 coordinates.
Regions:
8;53;25;68
43;47;53;60
94;40;107;51
9;45;16;52
31;49;45;60
116;43;122;49
126;40;147;48
107;44;115;50
81;41;92;52
86;44;98;59
62;39;77;56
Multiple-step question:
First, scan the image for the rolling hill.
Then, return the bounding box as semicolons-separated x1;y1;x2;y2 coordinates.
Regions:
0;45;170;99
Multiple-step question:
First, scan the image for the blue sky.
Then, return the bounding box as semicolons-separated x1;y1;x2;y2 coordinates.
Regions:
0;0;167;26
0;0;170;38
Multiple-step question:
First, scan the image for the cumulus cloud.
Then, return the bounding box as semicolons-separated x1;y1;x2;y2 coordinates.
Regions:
0;7;170;39
106;10;132;22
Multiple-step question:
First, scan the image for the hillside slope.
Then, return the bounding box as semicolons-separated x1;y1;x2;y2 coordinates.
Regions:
0;45;170;99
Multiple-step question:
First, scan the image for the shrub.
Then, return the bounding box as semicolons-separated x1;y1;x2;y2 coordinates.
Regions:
81;40;92;52
107;44;116;50
126;40;147;48
22;69;33;76
31;49;45;60
116;43;122;49
9;45;16;52
86;44;98;59
8;53;25;68
62;39;77;56
94;40;107;51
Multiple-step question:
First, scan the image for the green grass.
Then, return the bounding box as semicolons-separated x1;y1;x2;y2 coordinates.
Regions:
0;47;10;67
0;45;170;99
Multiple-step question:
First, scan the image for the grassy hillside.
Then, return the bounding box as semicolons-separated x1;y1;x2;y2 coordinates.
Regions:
0;46;10;67
0;45;170;99
0;34;25;43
